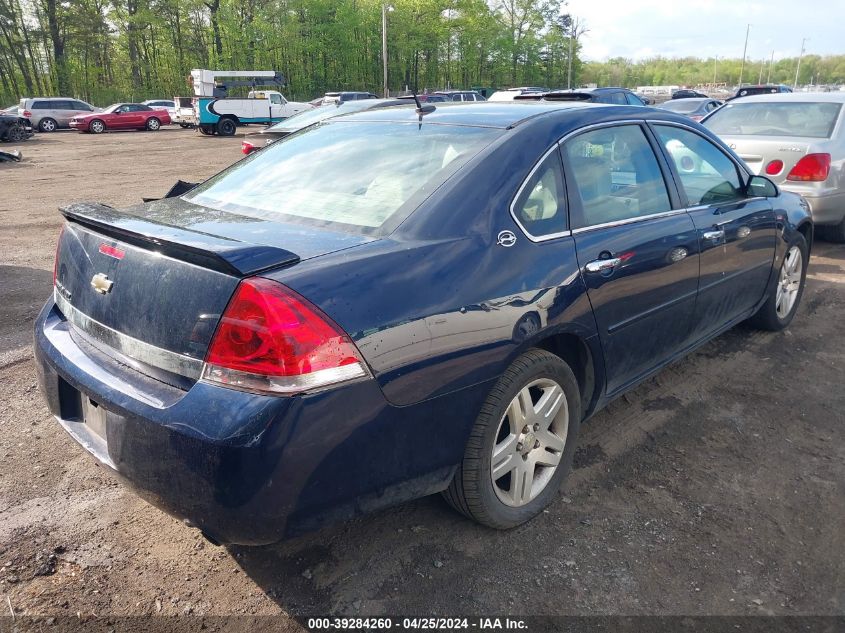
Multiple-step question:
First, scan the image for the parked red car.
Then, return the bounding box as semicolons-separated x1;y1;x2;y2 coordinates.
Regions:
70;103;171;133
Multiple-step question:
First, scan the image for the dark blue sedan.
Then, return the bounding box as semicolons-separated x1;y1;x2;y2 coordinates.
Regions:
35;102;812;544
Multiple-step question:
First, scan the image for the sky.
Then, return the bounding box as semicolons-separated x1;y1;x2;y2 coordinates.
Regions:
566;0;845;62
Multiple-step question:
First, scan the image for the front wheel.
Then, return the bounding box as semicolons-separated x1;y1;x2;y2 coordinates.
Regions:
145;117;161;131
89;119;106;134
748;235;808;331
443;349;581;529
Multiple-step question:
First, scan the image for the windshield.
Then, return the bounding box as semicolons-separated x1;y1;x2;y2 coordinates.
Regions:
659;100;702;113
186;121;501;233
266;101;376;132
705;102;842;138
103;104;123;113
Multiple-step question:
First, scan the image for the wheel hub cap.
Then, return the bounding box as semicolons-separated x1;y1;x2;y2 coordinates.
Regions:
519;431;537;457
491;378;569;507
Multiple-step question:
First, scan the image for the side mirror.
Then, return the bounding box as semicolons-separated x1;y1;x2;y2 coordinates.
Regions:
747;174;778;198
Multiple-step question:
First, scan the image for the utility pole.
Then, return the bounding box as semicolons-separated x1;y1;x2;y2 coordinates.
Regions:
793;38;807;90
382;4;393;97
738;23;751;88
766;50;774;84
713;56;718;87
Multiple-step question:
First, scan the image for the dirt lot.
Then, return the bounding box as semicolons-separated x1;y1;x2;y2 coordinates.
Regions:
0;129;843;627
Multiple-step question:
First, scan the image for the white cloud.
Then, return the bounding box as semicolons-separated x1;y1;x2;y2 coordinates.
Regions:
566;0;843;61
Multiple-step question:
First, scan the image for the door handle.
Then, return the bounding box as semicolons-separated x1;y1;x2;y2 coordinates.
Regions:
702;229;725;241
585;257;622;273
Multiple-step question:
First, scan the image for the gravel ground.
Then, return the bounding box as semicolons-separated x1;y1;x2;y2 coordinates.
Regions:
0;128;843;628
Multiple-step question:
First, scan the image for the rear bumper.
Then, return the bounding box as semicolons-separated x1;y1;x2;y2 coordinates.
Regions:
780;185;845;226
34;300;480;544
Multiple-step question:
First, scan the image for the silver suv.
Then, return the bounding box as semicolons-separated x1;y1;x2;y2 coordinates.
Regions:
18;97;99;132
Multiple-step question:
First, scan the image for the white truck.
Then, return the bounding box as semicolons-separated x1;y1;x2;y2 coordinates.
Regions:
189;69;313;136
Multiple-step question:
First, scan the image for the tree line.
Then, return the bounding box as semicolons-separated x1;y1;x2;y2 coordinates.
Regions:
581;54;845;90
0;0;581;106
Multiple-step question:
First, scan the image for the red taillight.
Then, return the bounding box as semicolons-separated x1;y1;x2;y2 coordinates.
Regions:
23;110;31;118
765;159;784;175
786;153;831;182
53;226;64;285
202;278;368;394
241;140;257;155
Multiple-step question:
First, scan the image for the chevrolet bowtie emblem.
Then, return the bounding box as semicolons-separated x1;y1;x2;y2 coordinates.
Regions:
90;273;114;295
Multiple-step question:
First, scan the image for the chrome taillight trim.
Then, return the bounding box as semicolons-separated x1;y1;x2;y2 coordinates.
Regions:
200;362;369;395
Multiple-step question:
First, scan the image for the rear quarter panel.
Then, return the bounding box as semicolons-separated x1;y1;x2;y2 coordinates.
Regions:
267;114;604;408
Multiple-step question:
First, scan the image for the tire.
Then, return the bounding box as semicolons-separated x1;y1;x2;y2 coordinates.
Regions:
38;117;57;132
748;234;808;331
198;125;214;136
5;124;26;143
818;218;845;243
146;117;161;131
89;119;106;134
443;349;581;529
217;117;236;136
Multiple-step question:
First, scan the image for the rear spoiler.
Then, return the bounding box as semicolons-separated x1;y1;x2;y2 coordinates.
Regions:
59;202;300;277
142;179;198;203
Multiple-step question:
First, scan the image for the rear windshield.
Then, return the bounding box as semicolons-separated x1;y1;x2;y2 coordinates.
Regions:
659;100;703;113
704;102;842;138
185;121;501;234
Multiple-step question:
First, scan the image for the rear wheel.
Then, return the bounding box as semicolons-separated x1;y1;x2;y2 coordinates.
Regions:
819;218;845;243
38;117;57;133
748;235;808;331
443;349;581;529
146;117;161;131
217;117;236;136
89;119;105;134
5;123;26;142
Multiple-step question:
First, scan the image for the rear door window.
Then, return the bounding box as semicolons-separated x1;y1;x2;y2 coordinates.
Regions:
653;125;745;206
511;148;568;238
563;124;672;229
32;101;51;109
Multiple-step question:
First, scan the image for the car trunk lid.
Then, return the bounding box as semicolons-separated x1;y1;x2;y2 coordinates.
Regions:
55;198;375;383
720;136;816;183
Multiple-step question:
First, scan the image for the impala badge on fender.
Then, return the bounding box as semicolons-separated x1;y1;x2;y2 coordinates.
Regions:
90;273;114;295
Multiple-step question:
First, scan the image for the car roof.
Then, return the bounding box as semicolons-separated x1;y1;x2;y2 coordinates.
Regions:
727;92;845;104
322;101;614;129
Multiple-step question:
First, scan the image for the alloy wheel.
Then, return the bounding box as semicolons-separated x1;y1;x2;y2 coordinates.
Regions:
148;118;160;130
40;119;56;132
491;378;569;507
776;245;803;319
91;120;104;133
